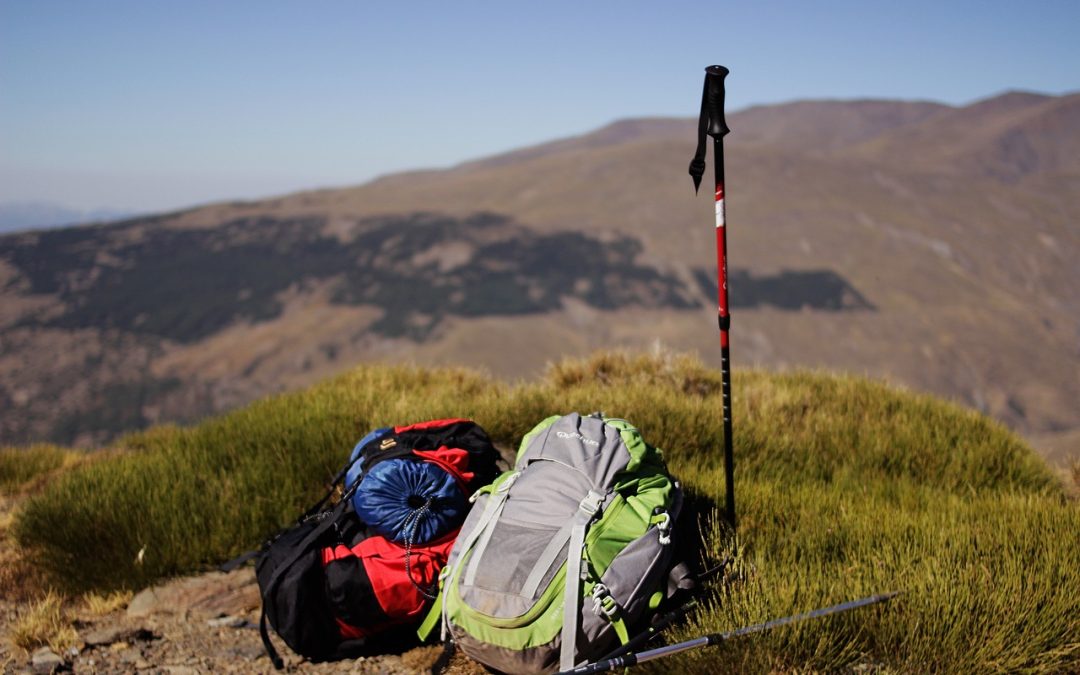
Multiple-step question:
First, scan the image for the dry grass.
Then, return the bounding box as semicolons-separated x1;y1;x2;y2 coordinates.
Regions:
80;590;133;617
10;592;78;653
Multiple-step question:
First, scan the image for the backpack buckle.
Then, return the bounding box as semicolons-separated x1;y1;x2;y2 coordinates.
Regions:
654;511;672;545
591;584;619;619
578;491;605;517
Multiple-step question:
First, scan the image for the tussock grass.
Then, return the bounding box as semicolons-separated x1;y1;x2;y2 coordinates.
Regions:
10;591;78;653
80;589;133;617
12;350;1079;672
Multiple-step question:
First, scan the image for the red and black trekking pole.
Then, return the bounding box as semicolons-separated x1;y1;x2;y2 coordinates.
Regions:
690;65;736;530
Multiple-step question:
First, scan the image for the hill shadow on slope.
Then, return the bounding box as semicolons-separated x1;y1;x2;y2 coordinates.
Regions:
694;267;876;311
2;212;699;343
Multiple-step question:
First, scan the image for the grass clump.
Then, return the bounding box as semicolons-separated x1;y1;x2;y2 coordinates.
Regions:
81;589;133;617
10;591;78;653
12;349;1080;672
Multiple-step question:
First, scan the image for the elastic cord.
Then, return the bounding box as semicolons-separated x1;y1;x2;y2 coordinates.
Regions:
401;496;438;600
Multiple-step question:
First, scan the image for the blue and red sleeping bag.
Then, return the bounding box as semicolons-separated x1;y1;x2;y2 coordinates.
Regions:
345;419;487;545
255;419;498;668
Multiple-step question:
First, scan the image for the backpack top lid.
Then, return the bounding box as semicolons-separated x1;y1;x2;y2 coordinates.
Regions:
514;412;666;481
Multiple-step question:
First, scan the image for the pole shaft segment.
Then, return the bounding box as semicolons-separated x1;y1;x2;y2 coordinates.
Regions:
713;132;735;531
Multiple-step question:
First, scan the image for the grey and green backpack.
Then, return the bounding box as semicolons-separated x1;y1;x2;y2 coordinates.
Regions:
421;412;689;673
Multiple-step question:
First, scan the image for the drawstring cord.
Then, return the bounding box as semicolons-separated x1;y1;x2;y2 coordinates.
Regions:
402;496;439;600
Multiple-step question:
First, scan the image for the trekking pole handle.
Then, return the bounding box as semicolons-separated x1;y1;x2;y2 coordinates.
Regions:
704;65;730;139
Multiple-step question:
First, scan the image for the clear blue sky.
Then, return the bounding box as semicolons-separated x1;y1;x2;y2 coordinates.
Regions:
2;0;1077;212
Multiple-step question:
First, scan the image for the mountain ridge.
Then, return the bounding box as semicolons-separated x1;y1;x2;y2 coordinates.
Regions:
1;90;1077;466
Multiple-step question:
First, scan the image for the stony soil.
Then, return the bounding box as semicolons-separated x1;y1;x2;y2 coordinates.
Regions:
0;564;490;675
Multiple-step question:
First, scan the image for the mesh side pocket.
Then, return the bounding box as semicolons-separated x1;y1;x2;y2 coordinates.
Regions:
469;520;562;598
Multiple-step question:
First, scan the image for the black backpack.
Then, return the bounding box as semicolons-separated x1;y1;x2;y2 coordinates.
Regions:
231;419;499;668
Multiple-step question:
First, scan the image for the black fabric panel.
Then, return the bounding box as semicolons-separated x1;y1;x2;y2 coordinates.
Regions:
397;421;500;490
356;431;414;473
255;521;343;661
324;556;391;629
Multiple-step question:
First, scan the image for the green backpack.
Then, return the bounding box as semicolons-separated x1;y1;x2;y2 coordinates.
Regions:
421;412;688;673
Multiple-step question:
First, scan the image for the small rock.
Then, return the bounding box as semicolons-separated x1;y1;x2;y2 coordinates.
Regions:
125;569;259;620
117;647;143;664
222;644;265;661
30;647;64;674
82;625;126;647
84;626;160;650
162;667;199;675
206;615;244;628
126;587;163;618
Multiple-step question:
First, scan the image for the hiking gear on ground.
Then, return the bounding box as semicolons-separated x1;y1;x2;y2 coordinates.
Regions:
429;412;690;674
558;592;900;674
251;419;498;669
690;64;737;530
346;419;499;545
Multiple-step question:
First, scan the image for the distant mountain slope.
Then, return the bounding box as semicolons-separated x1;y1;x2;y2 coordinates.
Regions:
0;201;132;233
854;91;1080;178
1;91;1077;466
729;99;949;152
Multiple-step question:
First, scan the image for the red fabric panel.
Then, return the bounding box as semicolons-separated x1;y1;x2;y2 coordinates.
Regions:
335;617;369;640
321;544;354;564
413;447;474;487
394;418;470;433
355;531;457;620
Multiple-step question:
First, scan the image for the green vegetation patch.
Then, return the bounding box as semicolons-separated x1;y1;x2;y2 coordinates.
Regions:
0;445;78;495
13;351;1079;672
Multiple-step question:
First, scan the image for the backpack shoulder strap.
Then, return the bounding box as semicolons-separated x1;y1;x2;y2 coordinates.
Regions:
219;549;261;573
560;490;606;671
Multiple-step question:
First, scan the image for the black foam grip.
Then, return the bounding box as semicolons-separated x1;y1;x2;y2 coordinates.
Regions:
704;65;730;138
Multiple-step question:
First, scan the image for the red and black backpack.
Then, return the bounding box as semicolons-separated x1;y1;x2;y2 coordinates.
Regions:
244;419;499;668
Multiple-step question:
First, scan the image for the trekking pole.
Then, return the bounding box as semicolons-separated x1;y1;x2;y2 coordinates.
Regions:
558;592;899;675
689;65;736;530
